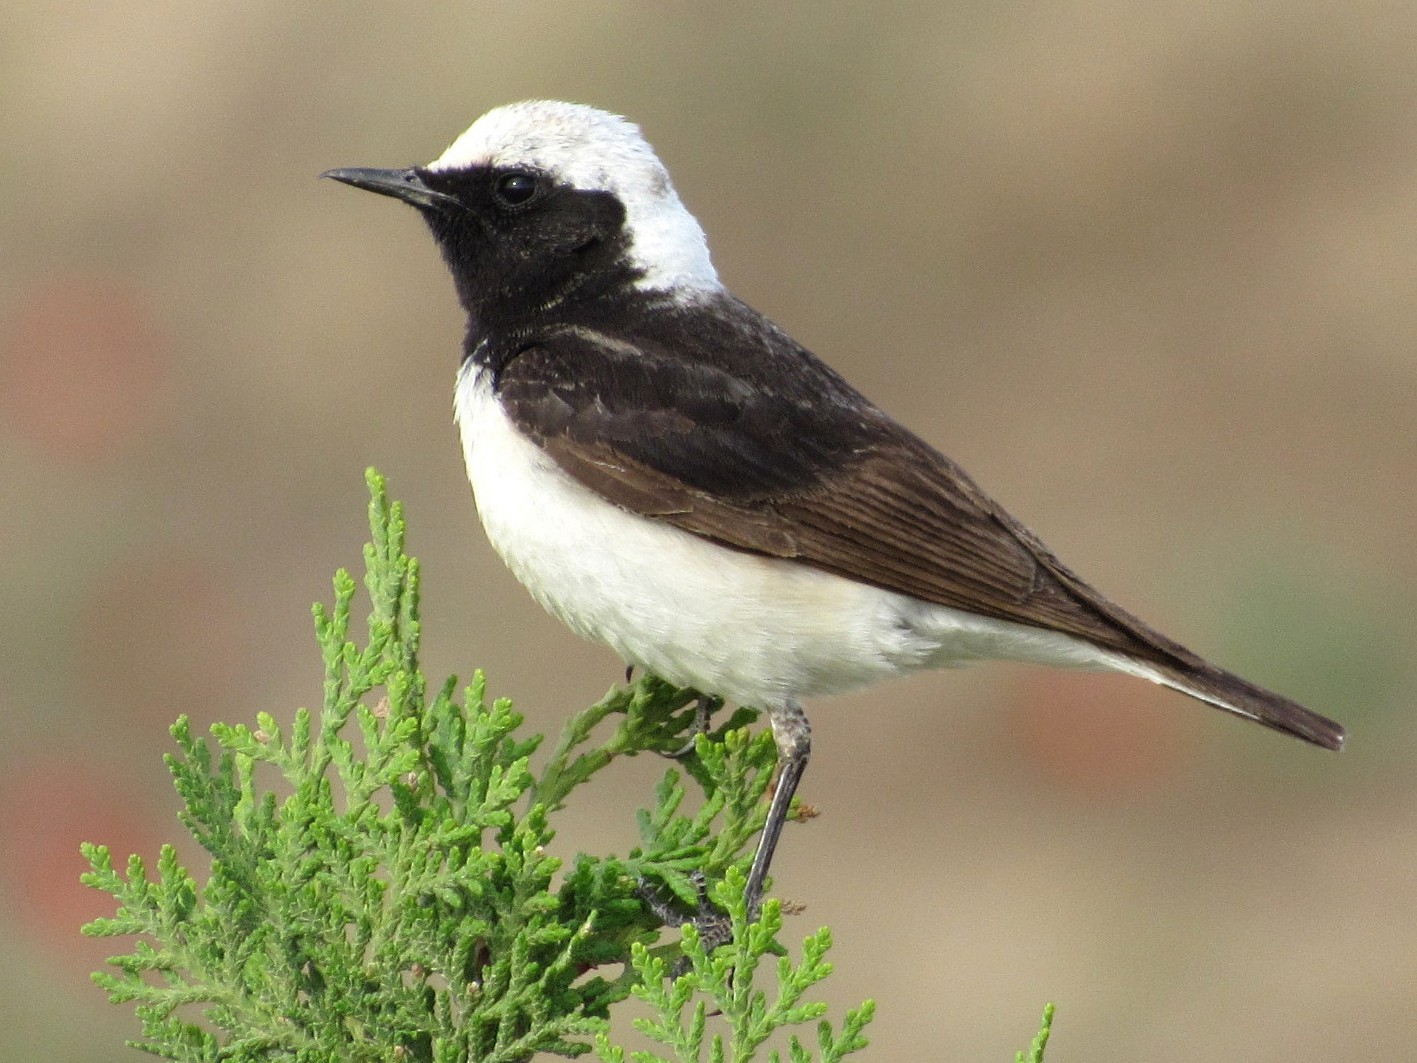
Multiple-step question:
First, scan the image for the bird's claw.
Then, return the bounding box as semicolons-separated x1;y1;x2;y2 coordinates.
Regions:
635;871;736;973
660;694;720;760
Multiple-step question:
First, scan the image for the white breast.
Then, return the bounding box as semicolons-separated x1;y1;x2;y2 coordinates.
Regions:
452;362;1144;709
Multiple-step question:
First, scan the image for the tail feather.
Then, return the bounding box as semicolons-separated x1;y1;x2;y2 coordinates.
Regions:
1033;550;1347;751
1125;654;1345;751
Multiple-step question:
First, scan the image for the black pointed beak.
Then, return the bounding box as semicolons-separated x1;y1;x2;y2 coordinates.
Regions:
320;166;459;211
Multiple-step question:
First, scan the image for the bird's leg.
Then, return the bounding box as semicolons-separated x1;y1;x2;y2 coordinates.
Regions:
638;700;811;958
743;700;811;920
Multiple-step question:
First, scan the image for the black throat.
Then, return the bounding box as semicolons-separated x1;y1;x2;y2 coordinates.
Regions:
414;165;650;356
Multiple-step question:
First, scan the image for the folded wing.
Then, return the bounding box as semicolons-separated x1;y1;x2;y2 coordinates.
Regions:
493;314;1344;750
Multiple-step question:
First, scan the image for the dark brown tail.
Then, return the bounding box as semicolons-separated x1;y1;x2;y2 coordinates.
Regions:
1021;531;1348;751
1128;653;1345;750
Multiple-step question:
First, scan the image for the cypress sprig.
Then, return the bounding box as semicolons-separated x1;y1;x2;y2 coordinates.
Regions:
600;868;875;1063
1015;1003;1056;1063
80;469;879;1062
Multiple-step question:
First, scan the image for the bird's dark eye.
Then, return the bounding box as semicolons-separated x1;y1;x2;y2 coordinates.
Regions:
493;170;539;207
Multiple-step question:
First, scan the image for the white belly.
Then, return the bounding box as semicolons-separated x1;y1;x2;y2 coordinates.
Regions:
452;362;1138;709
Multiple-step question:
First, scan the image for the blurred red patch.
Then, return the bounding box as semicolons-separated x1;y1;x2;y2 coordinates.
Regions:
1004;668;1200;795
2;275;172;460
0;756;168;980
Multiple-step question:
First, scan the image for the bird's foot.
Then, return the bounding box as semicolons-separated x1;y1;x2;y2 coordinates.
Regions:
636;871;741;971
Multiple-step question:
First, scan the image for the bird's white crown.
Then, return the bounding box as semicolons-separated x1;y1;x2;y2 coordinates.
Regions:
430;100;721;295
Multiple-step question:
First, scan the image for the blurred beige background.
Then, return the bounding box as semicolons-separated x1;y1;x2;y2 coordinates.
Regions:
3;2;1415;1059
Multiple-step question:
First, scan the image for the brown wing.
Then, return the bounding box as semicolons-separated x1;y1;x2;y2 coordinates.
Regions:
496;320;1344;749
546;428;1169;654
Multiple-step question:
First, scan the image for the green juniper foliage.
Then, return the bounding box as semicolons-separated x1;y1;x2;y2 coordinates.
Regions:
595;869;874;1063
1014;1005;1054;1063
81;469;891;1063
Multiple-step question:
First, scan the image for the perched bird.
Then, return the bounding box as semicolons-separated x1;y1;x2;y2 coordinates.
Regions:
324;100;1344;921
